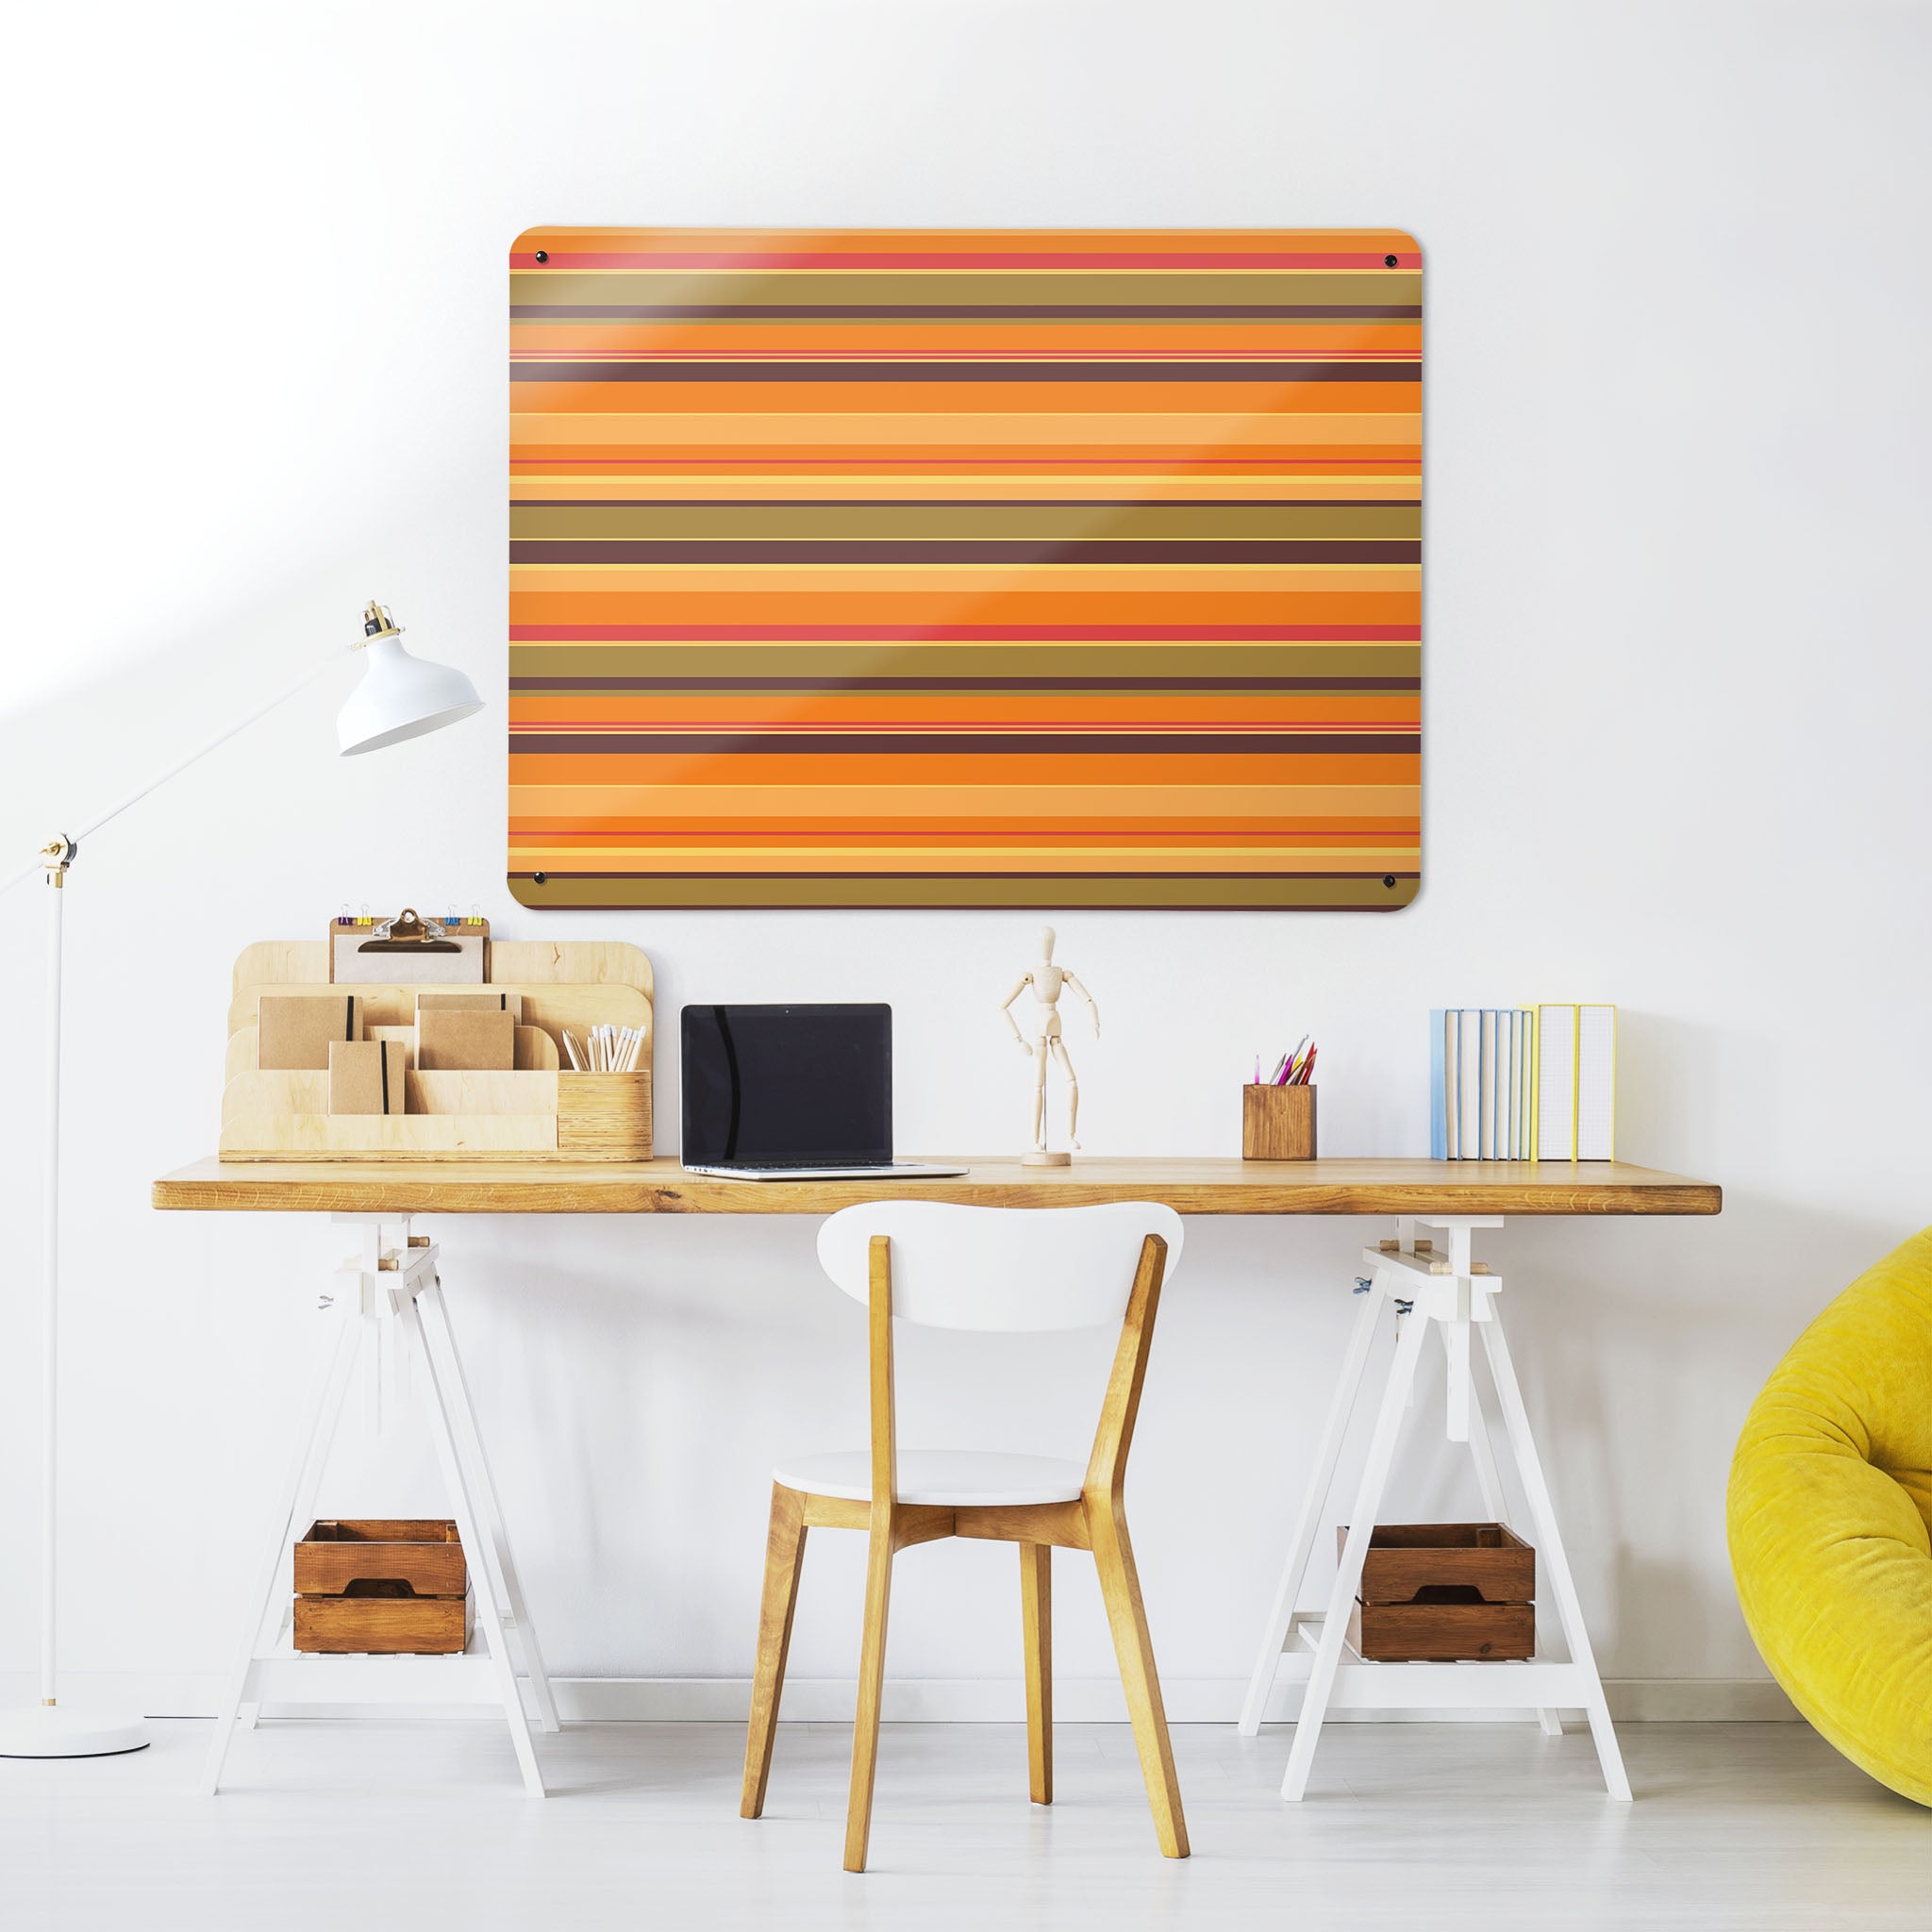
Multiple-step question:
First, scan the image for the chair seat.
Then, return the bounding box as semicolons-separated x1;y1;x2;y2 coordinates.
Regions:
774;1448;1088;1507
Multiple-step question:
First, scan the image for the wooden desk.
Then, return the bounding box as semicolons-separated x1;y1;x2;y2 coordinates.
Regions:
155;1152;1717;1804
153;1155;1720;1219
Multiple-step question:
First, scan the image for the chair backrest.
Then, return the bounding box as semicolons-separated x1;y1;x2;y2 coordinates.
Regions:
816;1201;1185;1331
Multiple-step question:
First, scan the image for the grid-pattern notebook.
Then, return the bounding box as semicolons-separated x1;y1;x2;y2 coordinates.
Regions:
1575;1005;1617;1159
1535;1005;1577;1159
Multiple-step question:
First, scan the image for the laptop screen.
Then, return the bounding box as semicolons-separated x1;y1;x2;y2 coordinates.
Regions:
680;1004;892;1167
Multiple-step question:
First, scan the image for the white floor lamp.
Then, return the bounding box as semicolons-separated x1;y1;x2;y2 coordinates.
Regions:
0;602;483;1757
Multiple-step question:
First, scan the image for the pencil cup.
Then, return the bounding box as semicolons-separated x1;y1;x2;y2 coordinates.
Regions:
1243;1083;1316;1160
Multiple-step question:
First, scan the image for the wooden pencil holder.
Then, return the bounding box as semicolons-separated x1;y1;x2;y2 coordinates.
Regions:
1242;1083;1317;1160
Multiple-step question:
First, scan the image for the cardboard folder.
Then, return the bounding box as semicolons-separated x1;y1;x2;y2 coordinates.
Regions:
416;990;525;1024
258;992;363;1071
417;1008;516;1072
328;1039;407;1116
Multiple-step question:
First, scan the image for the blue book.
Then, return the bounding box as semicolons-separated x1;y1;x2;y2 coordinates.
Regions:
1429;1009;1449;1159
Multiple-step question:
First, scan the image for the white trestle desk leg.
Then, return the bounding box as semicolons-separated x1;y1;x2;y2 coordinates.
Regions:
416;1276;560;1734
1247;1216;1612;1800
204;1219;553;1798
200;1300;361;1796
404;1293;546;1796
1462;1340;1563;1737
1239;1274;1385;1737
1478;1312;1630;1799
1281;1300;1430;1801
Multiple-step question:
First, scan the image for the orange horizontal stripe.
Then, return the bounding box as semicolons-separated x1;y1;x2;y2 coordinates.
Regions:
510;822;1416;841
518;452;1422;472
509;751;1416;784
509;322;1422;359
509;782;1420;818
516;225;1418;252
505;848;1418;876
511;381;1422;416
510;411;1422;451
506;470;1421;501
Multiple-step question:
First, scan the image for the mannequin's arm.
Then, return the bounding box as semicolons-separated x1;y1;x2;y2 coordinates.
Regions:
1062;970;1101;1039
999;974;1035;1050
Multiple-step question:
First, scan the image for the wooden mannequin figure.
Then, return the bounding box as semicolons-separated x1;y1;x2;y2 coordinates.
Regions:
999;924;1101;1166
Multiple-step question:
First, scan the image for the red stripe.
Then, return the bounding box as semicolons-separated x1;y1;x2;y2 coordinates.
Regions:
517;252;1416;272
508;625;1421;642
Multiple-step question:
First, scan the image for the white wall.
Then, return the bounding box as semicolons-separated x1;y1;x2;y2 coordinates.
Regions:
2;0;1928;1713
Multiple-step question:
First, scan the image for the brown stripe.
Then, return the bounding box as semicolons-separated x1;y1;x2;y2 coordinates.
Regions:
510;732;1416;756
508;540;1422;566
511;360;1423;383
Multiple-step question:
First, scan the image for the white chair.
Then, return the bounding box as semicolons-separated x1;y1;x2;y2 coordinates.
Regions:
739;1201;1190;1871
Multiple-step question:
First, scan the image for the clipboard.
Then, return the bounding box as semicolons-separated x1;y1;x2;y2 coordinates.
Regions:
329;908;489;985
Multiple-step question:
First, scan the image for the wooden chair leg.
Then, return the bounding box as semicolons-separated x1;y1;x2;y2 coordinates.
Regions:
1089;1503;1189;1858
1020;1541;1053;1804
741;1483;808;1820
843;1523;895;1872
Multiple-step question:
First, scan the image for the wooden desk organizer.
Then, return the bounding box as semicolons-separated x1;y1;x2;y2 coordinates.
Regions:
220;938;652;1162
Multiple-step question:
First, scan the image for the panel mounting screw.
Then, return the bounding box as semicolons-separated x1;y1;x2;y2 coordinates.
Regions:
1383;874;1396;888
1384;253;1399;267
533;871;548;885
534;250;549;263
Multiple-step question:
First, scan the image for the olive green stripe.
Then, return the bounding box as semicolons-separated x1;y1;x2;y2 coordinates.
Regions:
509;643;1420;680
509;504;1421;541
511;271;1422;308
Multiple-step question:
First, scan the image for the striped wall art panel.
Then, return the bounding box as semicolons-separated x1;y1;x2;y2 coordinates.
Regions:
508;228;1421;909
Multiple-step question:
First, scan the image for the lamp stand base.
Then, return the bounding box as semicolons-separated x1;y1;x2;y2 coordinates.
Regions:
0;1705;150;1758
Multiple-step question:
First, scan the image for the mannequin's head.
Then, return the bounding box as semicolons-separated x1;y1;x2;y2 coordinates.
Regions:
1039;924;1057;960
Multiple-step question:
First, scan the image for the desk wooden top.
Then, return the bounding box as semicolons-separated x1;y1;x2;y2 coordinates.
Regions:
152;1156;1720;1218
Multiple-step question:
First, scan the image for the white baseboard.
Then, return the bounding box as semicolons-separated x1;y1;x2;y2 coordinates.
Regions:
0;1671;1799;1724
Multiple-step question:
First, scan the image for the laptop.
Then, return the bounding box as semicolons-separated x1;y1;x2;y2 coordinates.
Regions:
679;1003;967;1181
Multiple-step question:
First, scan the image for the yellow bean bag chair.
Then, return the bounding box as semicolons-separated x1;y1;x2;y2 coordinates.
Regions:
1728;1225;1932;1805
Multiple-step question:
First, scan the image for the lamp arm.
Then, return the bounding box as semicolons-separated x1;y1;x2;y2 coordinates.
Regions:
1;647;344;895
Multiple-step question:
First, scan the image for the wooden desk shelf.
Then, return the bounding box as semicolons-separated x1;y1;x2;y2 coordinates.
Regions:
218;939;653;1163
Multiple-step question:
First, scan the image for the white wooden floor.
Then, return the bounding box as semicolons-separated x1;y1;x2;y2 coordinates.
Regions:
3;1719;1925;1930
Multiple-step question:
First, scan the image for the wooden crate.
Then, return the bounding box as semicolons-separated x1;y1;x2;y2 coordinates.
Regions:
293;1519;471;1655
1341;1522;1535;1661
1347;1597;1534;1662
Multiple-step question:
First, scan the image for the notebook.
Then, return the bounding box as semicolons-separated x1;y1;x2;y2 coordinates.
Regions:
1536;1004;1578;1160
1575;1005;1617;1159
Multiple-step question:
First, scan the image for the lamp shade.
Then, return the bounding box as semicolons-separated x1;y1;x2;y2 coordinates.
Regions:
337;632;485;757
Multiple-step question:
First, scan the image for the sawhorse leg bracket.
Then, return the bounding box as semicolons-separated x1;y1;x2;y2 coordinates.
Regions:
1237;1217;1629;1802
199;1217;559;1796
